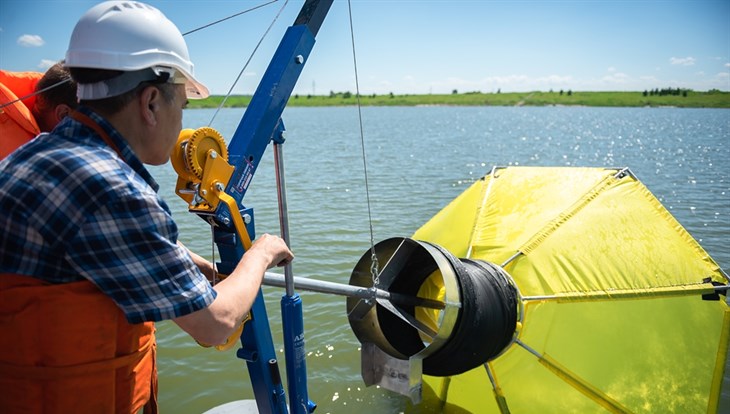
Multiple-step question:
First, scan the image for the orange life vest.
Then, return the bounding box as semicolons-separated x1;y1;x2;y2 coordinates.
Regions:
0;274;158;414
0;70;42;160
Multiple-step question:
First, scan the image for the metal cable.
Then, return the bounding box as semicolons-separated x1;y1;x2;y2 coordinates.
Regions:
179;0;282;271
0;78;71;110
182;0;279;36
207;0;290;126
347;0;380;285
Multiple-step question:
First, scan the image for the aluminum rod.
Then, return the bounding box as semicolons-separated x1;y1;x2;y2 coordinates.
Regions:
263;272;446;310
273;141;295;297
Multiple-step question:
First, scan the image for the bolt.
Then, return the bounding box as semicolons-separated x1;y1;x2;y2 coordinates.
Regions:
215;182;225;192
242;214;252;224
200;189;207;196
295;55;304;64
210;150;217;159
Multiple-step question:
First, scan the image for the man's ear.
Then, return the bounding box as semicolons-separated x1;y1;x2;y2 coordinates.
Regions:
139;85;160;126
54;104;72;123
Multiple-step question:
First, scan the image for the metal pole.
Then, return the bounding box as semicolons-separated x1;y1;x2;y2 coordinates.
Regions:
273;139;316;413
273;140;295;296
263;272;446;310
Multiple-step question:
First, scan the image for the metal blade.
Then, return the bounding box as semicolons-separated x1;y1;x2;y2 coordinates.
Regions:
376;298;437;340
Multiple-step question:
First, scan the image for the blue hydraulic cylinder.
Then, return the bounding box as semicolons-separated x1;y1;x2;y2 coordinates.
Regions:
235;290;287;414
281;294;315;413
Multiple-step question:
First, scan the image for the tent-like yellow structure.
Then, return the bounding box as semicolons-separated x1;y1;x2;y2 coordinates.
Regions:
410;166;729;413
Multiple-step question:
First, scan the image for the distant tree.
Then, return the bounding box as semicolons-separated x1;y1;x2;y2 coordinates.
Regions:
329;90;336;98
294;94;299;99
389;92;394;98
643;90;648;97
567;90;572;96
497;88;501;94
559;89;564;95
452;89;458;94
343;91;352;99
307;94;312;99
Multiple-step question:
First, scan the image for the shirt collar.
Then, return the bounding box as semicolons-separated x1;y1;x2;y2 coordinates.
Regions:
73;106;160;192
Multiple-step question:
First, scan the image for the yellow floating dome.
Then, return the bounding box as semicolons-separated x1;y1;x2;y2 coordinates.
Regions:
409;166;729;413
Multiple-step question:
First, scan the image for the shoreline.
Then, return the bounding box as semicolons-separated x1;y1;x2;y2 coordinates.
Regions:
187;90;730;109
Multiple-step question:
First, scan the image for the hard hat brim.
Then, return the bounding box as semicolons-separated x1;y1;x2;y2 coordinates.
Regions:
180;68;209;100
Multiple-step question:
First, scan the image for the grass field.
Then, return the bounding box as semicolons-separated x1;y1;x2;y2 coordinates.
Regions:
187;90;730;109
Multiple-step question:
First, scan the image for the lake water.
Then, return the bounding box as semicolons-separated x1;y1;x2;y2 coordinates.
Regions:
147;106;729;413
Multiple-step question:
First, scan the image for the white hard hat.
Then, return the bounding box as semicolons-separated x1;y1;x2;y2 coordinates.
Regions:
65;1;209;99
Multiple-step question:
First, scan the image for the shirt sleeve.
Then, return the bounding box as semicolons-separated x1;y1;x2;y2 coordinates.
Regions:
64;186;216;324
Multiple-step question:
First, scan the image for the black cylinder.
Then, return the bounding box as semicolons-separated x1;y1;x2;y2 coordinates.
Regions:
348;237;518;376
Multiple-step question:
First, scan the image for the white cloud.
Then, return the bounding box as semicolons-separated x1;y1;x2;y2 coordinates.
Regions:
724;62;730;68
669;57;695;66
38;59;56;70
602;72;630;83
607;67;617;73
17;34;44;47
639;75;660;83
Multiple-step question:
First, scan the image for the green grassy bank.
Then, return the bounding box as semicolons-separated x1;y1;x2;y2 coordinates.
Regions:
188;90;730;109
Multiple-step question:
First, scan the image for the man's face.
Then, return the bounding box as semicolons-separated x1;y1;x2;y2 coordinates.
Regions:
32;100;66;133
148;84;187;165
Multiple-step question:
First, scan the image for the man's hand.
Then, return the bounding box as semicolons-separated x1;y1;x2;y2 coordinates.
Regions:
247;233;294;268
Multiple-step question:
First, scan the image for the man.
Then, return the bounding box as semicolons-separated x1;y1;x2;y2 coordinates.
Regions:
31;62;78;133
0;62;78;160
0;1;293;413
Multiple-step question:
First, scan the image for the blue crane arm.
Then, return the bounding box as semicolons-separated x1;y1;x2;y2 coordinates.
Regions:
207;1;333;413
225;0;331;208
213;0;332;272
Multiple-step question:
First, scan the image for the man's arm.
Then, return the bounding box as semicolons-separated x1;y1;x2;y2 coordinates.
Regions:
178;241;217;283
173;233;293;346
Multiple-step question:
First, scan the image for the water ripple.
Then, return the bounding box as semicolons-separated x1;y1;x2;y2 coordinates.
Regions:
148;106;729;412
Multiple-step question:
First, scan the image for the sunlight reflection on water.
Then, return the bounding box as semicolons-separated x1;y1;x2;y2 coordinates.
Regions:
149;106;728;413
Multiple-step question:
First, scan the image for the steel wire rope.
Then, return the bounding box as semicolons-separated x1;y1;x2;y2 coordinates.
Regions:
178;0;285;280
180;0;289;127
181;0;279;36
0;78;71;110
347;0;380;285
0;2;277;111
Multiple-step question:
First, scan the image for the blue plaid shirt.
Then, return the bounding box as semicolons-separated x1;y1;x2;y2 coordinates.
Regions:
0;106;216;323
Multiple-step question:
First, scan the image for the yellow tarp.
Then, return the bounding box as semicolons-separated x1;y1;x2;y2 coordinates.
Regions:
413;167;729;413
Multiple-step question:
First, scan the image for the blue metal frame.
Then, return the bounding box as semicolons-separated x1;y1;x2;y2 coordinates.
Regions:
207;1;333;413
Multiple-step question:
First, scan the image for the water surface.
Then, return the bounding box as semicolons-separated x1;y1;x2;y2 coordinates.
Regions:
148;106;729;413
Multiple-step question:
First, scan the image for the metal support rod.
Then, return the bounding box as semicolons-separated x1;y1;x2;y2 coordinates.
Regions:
273;140;295;297
263;272;446;310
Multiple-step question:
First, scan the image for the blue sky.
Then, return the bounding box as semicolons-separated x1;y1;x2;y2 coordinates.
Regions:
1;0;728;95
